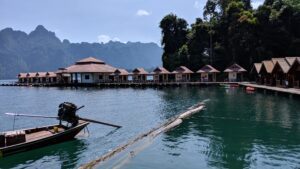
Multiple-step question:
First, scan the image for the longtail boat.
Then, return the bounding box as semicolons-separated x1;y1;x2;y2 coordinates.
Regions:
0;120;89;158
0;102;121;158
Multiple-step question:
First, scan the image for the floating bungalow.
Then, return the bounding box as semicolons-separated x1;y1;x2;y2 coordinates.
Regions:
260;60;274;85
18;72;56;84
112;69;129;82
196;65;220;82
152;67;170;82
131;68;148;82
172;66;193;82
272;59;290;87
56;68;71;84
60;57;117;84
288;57;300;88
224;63;247;82
251;56;300;88
250;63;262;83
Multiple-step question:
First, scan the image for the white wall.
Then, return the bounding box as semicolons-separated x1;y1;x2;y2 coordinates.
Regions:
81;73;94;83
228;72;237;82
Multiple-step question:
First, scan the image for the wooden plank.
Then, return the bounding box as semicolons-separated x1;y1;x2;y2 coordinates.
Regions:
239;82;300;95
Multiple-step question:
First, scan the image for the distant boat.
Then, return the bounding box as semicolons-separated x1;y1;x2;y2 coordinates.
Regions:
246;86;255;91
0;120;89;158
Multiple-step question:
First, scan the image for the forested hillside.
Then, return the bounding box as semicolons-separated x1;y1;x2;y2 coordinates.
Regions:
160;0;300;71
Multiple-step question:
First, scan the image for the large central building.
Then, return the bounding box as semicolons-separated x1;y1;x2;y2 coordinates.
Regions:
57;57;117;83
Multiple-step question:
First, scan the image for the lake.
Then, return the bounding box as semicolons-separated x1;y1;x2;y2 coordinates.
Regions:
0;85;300;169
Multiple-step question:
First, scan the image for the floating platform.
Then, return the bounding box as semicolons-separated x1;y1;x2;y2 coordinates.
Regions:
1;82;240;88
239;82;300;96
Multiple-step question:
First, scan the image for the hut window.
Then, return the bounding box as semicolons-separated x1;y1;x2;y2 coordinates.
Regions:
85;75;90;80
99;75;103;80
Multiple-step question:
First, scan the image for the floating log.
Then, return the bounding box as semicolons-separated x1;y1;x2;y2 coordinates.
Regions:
80;101;205;169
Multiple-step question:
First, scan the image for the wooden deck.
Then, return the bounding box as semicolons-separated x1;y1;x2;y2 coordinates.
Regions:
26;127;65;142
1;81;240;87
239;82;300;96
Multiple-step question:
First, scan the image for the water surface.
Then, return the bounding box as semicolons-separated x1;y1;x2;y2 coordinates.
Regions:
0;85;299;169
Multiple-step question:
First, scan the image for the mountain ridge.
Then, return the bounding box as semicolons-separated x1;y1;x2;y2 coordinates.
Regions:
0;25;162;79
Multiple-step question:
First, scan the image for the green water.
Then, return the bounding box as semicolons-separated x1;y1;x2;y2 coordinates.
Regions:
0;86;300;169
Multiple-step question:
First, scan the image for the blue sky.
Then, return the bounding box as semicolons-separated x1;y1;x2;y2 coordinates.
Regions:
0;0;263;45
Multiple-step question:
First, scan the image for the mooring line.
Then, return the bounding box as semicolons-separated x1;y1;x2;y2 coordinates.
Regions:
79;101;205;169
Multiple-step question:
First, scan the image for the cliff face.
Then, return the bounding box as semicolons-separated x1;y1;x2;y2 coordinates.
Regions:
0;25;162;79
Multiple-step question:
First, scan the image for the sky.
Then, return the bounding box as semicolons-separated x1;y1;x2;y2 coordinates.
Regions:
0;0;264;45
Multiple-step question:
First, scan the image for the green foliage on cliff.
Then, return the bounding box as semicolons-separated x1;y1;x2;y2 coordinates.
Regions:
160;0;300;71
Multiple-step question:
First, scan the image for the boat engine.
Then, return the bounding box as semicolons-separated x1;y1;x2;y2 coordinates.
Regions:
58;102;79;127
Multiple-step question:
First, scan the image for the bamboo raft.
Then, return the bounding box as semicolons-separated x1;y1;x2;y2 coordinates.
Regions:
80;101;205;169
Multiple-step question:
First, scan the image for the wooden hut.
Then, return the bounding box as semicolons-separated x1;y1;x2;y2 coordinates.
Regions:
223;63;247;82
131;68;148;82
45;72;57;83
288;57;300;88
56;68;71;84
18;72;57;84
26;73;36;83
172;66;193;82
62;57;117;84
250;63;262;83
113;69;129;82
196;65;220;82
18;73;27;83
152;67;170;82
260;61;274;85
272;59;290;87
36;72;45;83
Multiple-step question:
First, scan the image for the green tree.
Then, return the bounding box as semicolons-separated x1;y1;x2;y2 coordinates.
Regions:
160;14;188;71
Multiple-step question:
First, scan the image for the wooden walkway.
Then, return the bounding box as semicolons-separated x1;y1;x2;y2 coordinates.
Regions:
239;82;300;96
0;81;239;87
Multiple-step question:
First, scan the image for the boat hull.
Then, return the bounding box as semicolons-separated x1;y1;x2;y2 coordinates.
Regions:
0;122;89;158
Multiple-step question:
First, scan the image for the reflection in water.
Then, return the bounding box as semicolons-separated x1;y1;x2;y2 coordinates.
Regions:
126;87;300;169
1;86;300;169
0;139;88;169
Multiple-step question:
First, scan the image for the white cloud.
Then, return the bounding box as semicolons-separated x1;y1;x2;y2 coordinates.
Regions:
194;1;201;9
97;34;121;44
136;9;150;16
252;0;264;9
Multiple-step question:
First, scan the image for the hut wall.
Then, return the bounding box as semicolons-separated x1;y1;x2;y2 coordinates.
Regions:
81;73;94;83
201;73;209;82
228;72;237;82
